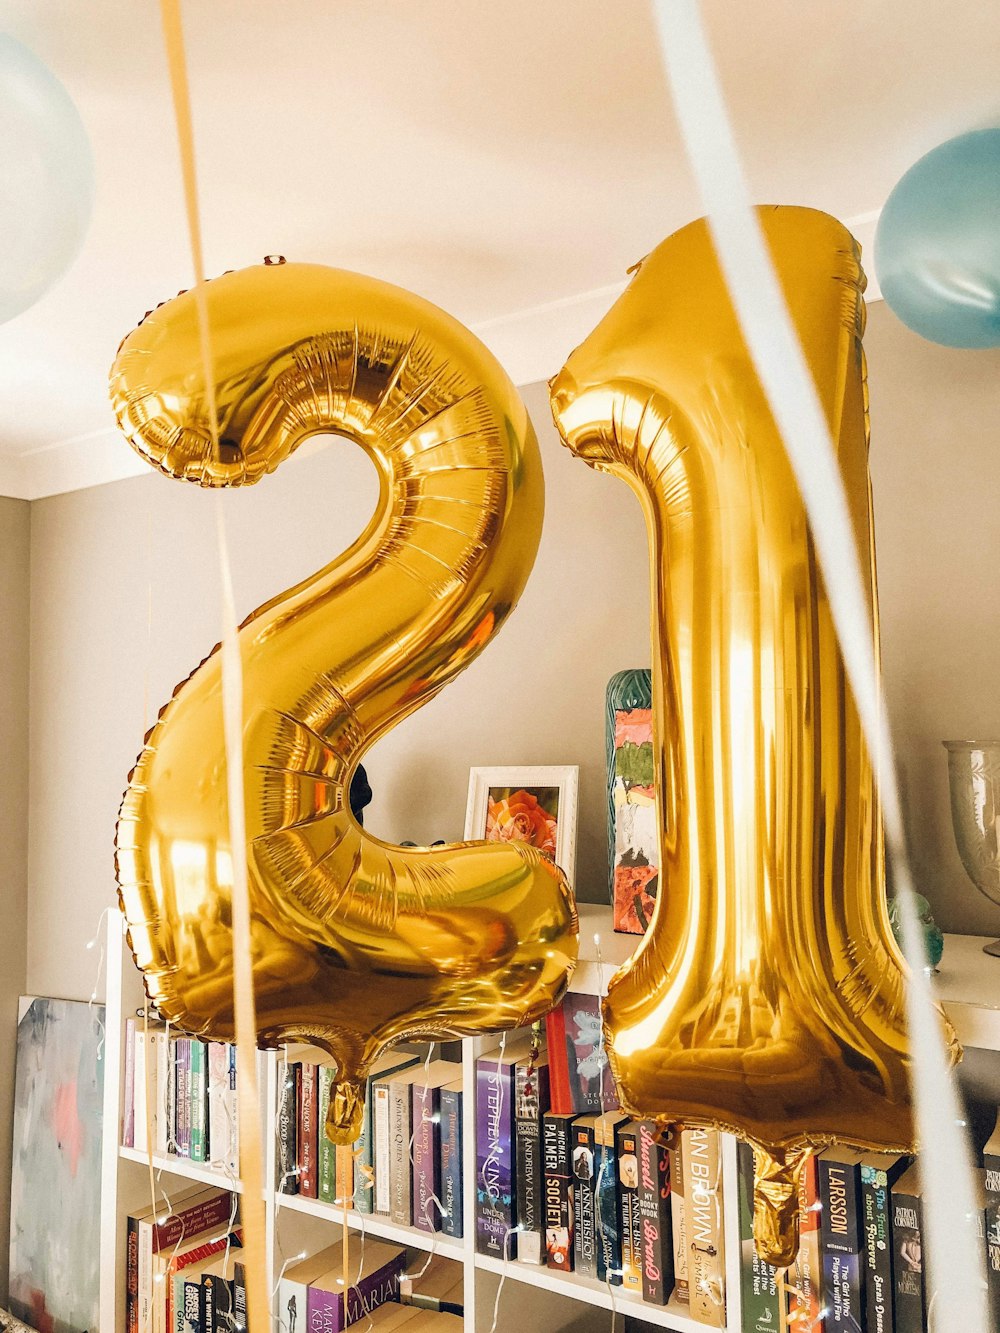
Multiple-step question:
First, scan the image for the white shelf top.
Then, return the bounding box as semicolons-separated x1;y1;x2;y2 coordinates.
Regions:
274;1192;466;1260
119;1144;243;1194
935;933;1000;1051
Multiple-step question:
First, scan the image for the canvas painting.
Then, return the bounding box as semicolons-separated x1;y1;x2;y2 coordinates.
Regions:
9;996;105;1333
607;669;660;934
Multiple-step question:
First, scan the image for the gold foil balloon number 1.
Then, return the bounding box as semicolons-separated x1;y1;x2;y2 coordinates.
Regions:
550;208;958;1267
113;261;578;1143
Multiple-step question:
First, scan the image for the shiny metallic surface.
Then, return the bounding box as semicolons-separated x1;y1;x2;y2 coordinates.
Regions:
550;208;957;1265
113;261;578;1142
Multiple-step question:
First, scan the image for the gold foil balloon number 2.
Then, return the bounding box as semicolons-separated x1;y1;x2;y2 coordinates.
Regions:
113;261;578;1143
551;208;957;1267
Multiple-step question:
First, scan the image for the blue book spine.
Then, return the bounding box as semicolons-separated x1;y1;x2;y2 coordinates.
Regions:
595;1139;622;1285
440;1086;464;1239
475;1056;517;1258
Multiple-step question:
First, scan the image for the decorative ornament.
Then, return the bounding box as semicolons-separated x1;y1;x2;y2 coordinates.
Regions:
113;259;578;1142
550;206;958;1267
888;893;945;969
0;35;93;324
874;129;1000;349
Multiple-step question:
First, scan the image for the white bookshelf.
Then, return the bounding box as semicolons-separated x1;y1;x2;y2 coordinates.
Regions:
99;908;1000;1332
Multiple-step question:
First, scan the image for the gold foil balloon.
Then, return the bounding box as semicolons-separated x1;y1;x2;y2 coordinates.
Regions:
550;207;958;1267
113;259;578;1142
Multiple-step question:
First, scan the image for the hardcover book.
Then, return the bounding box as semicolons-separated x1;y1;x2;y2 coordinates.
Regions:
615;1119;642;1292
514;1052;549;1264
682;1126;725;1327
818;1148;865;1333
545;993;618;1115
475;1041;531;1258
736;1141;781;1333
543;1112;577;1271
637;1119;673;1305
891;1162;925;1333
859;1152;910;1333
439;1077;464;1240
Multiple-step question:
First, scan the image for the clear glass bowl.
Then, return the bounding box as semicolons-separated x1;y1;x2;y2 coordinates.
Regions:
944;740;1000;955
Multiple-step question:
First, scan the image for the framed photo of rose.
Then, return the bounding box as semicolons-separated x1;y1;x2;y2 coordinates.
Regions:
464;765;579;888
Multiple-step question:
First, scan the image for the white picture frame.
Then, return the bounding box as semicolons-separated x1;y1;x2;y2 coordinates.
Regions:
464;765;579;889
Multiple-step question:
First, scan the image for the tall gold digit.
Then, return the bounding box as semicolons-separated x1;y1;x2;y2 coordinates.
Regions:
550;208;956;1264
113;260;578;1140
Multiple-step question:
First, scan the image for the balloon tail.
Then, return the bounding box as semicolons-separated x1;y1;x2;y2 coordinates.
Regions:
751;1144;808;1269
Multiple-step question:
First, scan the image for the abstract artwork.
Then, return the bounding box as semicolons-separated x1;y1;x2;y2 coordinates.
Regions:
606;670;660;934
9;996;105;1333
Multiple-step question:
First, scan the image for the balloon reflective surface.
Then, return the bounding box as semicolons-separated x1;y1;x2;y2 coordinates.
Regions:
875;129;1000;349
0;35;93;323
550;208;958;1267
113;261;578;1141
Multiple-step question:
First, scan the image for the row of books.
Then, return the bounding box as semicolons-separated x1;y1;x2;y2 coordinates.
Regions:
124;1185;241;1333
277;1047;465;1237
736;1132;1000;1333
473;1033;727;1325
277;1248;463;1333
123;1018;239;1174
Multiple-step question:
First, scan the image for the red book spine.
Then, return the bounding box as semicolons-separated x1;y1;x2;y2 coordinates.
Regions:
545;1003;571;1115
165;1229;242;1332
151;1191;234;1251
298;1062;319;1198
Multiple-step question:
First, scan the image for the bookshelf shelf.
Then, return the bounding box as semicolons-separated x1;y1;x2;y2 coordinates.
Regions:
274;1193;466;1261
118;1145;245;1194
936;933;1000;1050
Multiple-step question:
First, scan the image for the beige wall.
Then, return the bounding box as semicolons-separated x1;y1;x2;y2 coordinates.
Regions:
22;304;1000;1011
0;496;30;1303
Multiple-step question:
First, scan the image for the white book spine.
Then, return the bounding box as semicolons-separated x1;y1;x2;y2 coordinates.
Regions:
208;1041;228;1172
225;1044;239;1177
132;1031;148;1154
374;1084;391;1215
153;1032;170;1156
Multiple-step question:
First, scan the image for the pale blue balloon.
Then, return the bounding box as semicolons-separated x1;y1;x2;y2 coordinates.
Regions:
875;129;1000;349
0;35;94;324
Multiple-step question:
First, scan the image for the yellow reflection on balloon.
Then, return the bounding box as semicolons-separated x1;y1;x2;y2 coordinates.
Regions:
550;207;958;1266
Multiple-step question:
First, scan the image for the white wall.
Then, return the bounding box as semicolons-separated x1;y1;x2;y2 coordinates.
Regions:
0;496;30;1303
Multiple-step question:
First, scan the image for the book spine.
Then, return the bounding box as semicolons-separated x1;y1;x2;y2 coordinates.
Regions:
298;1062;319;1199
861;1162;900;1333
389;1076;414;1226
784;1154;822;1330
669;1137;688;1303
818;1155;863;1333
277;1059;299;1194
165;1035;177;1155
573;1120;598;1278
126;1213;139;1333
152;1032;170;1156
616;1121;641;1292
206;1041;228;1171
544;1005;571;1115
181;1275;202;1333
637;1120;673;1305
174;1038;191;1158
151;1191;234;1251
514;1061;548;1264
336;1144;354;1210
986;1149;1000;1331
123;1017;136;1148
201;1271;214;1333
133;1028;149;1154
683;1126;725;1327
189;1040;208;1163
352;1068;373;1214
892;1182;925;1333
594;1136;622;1286
342;1251;406;1326
736;1141;781;1332
306;1282;343;1333
373;1082;392;1215
412;1081;442;1231
543;1114;575;1272
476;1057;517;1258
233;1263;246;1333
440;1086;464;1239
318;1064;336;1205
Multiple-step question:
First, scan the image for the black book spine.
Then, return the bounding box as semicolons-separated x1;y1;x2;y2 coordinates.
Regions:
543;1114;575;1272
891;1182;925;1333
233;1262;246;1333
986;1151;1000;1331
818;1155;864;1333
637;1120;673;1305
616;1121;642;1293
515;1062;548;1264
277;1062;299;1194
572;1120;598;1278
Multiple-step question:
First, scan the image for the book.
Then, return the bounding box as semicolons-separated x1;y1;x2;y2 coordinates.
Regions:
475;1041;531;1258
398;1252;464;1313
298;1061;319;1199
637;1119;673;1305
892;1161;926;1333
736;1141;781;1333
233;1261;246;1333
388;1065;424;1226
412;1062;462;1232
544;1111;578;1271
572;1115;599;1278
207;1041;237;1177
277;1057;299;1194
158;1224;241;1333
278;1243;343;1333
132;1186;235;1333
818;1148;865;1333
353;1051;418;1214
199;1249;238;1333
318;1064;337;1205
307;1239;406;1330
859;1152;910;1333
545;993;618;1115
669;1133;688;1303
514;1052;549;1264
594;1111;627;1285
189;1040;208;1163
165;1033;178;1155
683;1126;725;1327
439;1077;464;1240
985;1109;1000;1330
615;1119;642;1292
123;1016;136;1148
373;1072;394;1216
152;1027;172;1157
174;1037;192;1159
783;1153;823;1331
132;1023;154;1155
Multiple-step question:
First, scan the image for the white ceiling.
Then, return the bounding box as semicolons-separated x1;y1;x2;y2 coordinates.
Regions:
0;1;997;500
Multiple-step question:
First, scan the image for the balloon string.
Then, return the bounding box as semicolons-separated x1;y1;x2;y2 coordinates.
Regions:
156;4;268;1330
649;0;985;1323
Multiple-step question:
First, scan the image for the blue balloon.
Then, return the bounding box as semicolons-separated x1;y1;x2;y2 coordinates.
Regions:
875;129;1000;349
0;35;94;324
